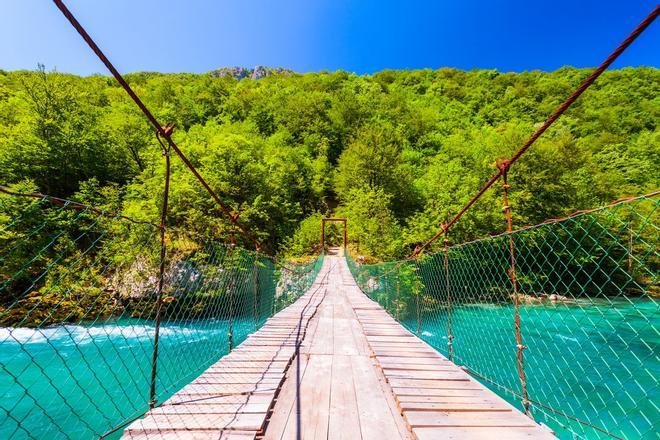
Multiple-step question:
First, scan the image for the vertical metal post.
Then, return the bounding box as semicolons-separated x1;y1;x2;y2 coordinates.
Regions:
272;284;277;316
228;227;236;351
416;290;421;336
414;261;421;336
395;276;400;321
149;129;172;409
321;219;325;252
499;161;532;418
444;233;454;362
628;216;634;274
343;219;347;250
384;274;390;312
253;247;261;331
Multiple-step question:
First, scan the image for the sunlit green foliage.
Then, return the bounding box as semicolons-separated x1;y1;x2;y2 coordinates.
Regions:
0;66;657;260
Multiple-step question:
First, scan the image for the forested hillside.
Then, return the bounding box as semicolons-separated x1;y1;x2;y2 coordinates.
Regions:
0;66;658;259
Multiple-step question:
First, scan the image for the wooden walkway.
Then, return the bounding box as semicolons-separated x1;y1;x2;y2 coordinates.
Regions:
123;251;555;439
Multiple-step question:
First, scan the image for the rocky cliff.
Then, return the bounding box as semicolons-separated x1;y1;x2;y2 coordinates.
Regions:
209;66;293;80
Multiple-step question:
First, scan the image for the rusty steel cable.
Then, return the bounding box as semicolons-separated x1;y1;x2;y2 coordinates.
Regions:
0;186;326;438
348;192;659;438
51;0;264;252
0;184;160;229
500;165;531;418
410;5;659;258
148;141;171;409
442;236;454;362
0;182;325;280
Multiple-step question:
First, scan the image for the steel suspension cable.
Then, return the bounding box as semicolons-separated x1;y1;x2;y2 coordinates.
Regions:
0;185;159;229
410;5;659;258
0;186;327;438
348;191;659;438
51;0;263;252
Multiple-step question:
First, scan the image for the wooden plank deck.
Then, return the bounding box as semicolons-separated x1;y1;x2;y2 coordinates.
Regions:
121;261;330;439
123;251;555;439
340;256;556;440
263;253;411;440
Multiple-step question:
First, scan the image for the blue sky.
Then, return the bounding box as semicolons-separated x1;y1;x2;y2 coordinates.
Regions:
1;1;658;75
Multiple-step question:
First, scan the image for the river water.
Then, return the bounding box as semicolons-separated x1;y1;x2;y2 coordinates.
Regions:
0;300;657;439
0;318;253;439
405;298;659;439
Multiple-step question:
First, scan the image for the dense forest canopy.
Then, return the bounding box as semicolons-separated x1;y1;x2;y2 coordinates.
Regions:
0;66;658;259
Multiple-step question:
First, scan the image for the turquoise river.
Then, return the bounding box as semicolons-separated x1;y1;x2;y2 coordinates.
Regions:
1;300;657;439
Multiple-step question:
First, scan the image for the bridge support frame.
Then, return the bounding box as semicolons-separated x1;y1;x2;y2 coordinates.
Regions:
321;218;347;251
149;131;172;409
498;160;532;419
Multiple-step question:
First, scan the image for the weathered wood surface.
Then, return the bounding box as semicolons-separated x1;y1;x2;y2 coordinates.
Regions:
341;259;556;440
121;259;330;440
263;253;411;440
124;251;555;439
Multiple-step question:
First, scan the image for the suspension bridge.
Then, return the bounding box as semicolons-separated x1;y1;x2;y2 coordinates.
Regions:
0;2;658;439
120;248;557;439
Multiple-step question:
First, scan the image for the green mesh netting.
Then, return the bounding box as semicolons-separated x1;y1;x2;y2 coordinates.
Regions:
0;192;323;439
348;194;658;439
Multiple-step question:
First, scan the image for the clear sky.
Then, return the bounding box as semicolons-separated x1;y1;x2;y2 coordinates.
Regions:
1;0;658;75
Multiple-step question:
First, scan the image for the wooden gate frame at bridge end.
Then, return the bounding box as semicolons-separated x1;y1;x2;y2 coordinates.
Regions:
321;217;347;251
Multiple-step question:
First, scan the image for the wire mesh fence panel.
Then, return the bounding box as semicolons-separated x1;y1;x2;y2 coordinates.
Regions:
0;192;323;439
348;194;659;440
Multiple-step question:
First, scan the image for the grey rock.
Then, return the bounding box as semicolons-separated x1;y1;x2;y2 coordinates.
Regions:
209;66;293;80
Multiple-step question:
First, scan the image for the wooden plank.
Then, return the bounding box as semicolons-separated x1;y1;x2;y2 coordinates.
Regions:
327;355;361;439
165;391;277;406
221;354;293;362
190;374;283;384
150;402;271;414
374;356;447;365
280;353;333;439
349;316;370;356
382;370;470;380
351;353;409;439
378;363;452;371
220;433;259;440
400;402;511;412
366;336;417;342
126;412;267;431
414;427;555;440
262;353;312;439
372;350;443;358
333;317;359;356
392;387;488;397
176;383;280;395
387;377;475;389
206;361;291;367
308;314;334;355
124;430;257;440
404;410;538;428
205;366;288;374
396;395;501;404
